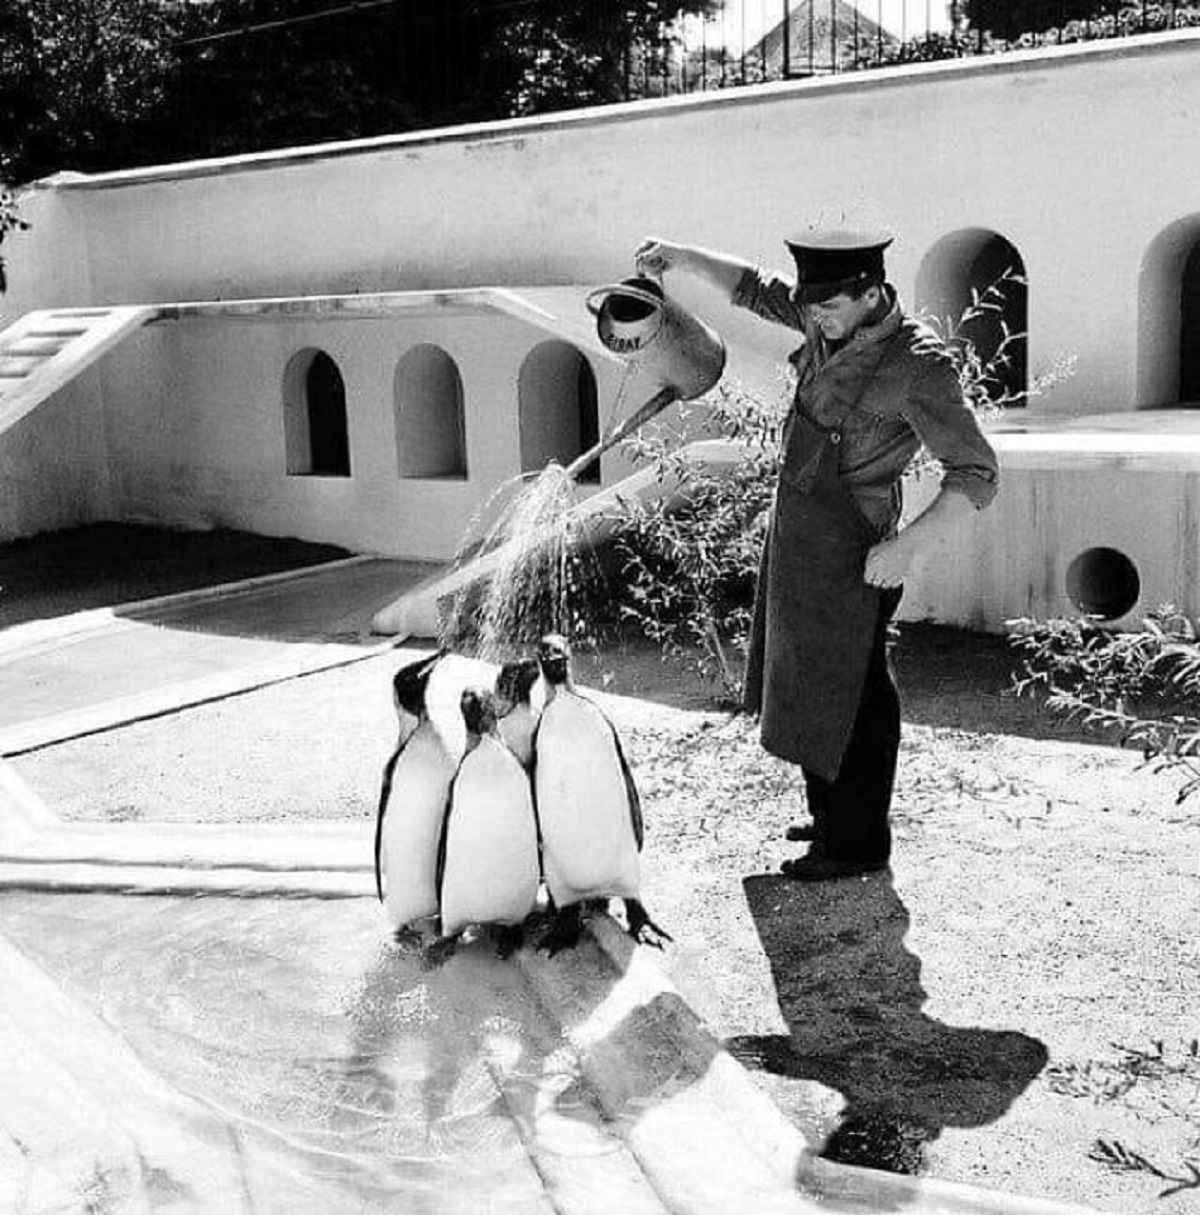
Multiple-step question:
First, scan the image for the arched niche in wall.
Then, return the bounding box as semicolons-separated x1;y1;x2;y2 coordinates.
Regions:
916;229;1028;406
394;344;468;479
283;348;352;477
517;341;600;484
1137;217;1200;408
1182;241;1200;404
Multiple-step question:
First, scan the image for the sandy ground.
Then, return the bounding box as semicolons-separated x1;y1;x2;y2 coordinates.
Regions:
5;526;1200;1213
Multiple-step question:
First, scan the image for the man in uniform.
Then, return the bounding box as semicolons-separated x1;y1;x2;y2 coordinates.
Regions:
634;230;999;880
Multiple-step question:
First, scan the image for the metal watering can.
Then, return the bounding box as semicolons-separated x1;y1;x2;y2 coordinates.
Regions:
565;276;726;480
587;275;726;401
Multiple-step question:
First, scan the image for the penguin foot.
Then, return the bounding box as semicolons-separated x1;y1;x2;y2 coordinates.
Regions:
537;905;585;956
624;899;673;950
391;924;427;951
493;924;525;960
422;933;460;970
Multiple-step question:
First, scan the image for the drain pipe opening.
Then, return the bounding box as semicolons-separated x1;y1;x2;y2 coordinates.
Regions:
1065;547;1140;621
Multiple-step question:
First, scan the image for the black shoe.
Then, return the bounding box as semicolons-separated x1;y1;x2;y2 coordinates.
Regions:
784;822;816;842
780;855;889;882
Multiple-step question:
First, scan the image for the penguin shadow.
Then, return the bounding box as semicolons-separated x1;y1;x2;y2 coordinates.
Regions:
531;915;723;1127
728;871;1049;1180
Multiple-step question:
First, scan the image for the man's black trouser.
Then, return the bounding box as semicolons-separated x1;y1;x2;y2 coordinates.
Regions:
801;587;902;866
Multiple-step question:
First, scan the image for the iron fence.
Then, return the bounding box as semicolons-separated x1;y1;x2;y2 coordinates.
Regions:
633;1;1200;99
174;1;1200;126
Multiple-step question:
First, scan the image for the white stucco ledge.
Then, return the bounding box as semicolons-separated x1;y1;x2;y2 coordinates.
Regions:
26;29;1200;193
1;287;621;355
988;409;1200;471
150;285;621;363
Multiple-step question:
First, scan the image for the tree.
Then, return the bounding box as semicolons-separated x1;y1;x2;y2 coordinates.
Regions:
960;0;1200;41
0;171;30;292
0;0;718;182
962;1;1108;39
488;0;720;115
0;0;184;182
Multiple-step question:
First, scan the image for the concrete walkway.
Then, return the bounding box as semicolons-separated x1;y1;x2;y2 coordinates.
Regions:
0;556;435;756
0;557;1102;1215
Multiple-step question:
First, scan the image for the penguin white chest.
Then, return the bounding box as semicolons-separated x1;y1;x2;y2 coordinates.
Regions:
440;737;540;936
535;694;640;903
380;724;457;931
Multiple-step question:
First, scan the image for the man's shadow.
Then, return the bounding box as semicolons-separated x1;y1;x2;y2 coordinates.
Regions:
729;871;1048;1175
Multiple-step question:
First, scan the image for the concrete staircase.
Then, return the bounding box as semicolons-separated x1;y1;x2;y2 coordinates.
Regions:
0;306;156;435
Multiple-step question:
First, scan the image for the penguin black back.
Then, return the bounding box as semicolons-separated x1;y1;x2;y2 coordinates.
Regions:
375;648;446;903
536;633;572;688
460;687;501;738
496;657;540;707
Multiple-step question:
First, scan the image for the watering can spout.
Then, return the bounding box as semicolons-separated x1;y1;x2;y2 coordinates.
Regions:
587;276;726;402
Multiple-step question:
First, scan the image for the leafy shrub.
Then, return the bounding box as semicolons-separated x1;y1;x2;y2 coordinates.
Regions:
0;174;30;294
609;379;785;705
1009;607;1200;802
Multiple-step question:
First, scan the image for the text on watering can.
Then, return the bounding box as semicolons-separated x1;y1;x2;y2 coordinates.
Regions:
602;332;651;354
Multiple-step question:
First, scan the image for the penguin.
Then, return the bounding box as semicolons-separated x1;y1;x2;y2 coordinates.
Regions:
494;656;542;769
435;688;541;958
390;649;444;746
374;649;457;939
531;633;672;954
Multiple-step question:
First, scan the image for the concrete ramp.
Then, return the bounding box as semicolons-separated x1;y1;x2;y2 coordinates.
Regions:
0;306;156;436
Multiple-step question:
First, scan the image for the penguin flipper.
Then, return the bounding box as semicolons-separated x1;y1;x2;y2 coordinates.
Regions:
601;708;644;851
373;744;405;902
434;778;457;908
528;718;545;866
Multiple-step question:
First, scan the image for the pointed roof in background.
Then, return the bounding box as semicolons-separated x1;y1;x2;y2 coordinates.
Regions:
749;1;898;75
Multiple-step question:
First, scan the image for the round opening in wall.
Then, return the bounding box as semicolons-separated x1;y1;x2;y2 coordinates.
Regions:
1065;547;1140;621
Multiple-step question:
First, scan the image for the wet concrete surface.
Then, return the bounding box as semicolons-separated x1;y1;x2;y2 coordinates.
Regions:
0;891;665;1214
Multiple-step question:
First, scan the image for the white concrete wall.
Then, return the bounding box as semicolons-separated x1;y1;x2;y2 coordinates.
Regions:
86;307;630;559
9;33;1200;413
903;441;1200;631
0;188;109;538
4;32;1200;629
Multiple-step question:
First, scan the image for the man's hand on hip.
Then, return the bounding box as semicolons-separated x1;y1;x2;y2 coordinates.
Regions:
864;535;915;588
